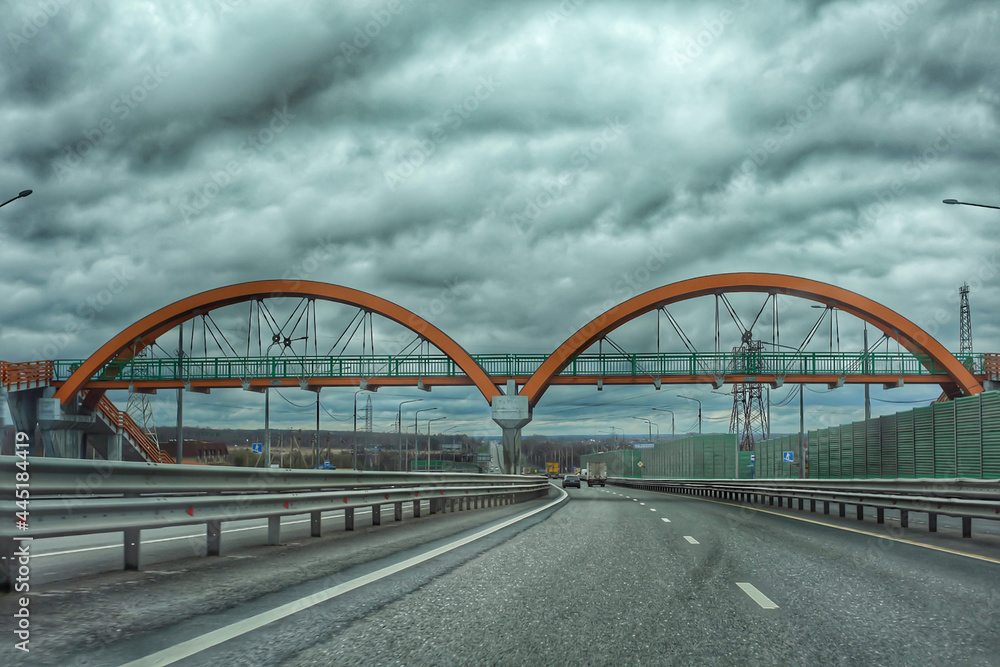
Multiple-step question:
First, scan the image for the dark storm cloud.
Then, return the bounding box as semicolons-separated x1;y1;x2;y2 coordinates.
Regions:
1;0;998;435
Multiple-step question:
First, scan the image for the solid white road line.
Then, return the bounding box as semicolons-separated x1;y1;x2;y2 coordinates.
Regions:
119;488;569;667
683;536;699;544
661;518;671;523
736;582;779;609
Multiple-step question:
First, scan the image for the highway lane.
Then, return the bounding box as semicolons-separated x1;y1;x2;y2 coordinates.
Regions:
6;483;1000;665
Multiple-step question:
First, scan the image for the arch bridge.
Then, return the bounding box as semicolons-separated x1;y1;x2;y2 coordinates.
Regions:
3;275;995;470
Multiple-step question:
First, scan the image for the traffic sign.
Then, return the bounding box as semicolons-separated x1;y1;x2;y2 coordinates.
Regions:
782;451;794;463
252;442;263;454
750;454;755;462
633;442;655;449
637;461;644;467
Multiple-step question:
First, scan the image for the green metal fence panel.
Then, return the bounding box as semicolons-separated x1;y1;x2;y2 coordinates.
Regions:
829;425;842;480
713;437;725;478
817;429;829;478
808;431;820;478
956;394;982;479
866;418;881;479
932;401;957;478
739;450;754;479
841;423;854;478
913;406;935;478
852;421;867;479
879;414;897;479
983;392;1000;479
897;410;915;478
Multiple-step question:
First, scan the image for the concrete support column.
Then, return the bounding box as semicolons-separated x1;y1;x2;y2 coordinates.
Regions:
900;510;909;528
492;381;531;474
928;513;937;532
207;520;221;556
876;508;885;524
268;516;281;544
413;499;421;517
311;511;322;537
429;499;438;515
963;516;972;538
839;503;846;517
449;499;456;513
394;502;403;521
345;508;355;531
856;505;864;520
124;528;141;570
372;504;381;526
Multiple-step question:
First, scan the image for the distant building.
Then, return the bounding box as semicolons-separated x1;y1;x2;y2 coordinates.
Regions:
163;440;229;462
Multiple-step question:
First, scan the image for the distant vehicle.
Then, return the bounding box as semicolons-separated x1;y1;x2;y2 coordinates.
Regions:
545;461;559;478
586;462;607;487
562;474;581;488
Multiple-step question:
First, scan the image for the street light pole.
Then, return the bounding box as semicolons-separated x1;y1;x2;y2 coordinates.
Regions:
943;199;1000;210
0;189;32;209
427;416;446;471
414;407;437;472
677;395;702;434
631;416;652;441
652;408;674;438
397;399;422;471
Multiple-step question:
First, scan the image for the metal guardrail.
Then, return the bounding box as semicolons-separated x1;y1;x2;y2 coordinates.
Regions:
0;457;550;591
610;477;1000;539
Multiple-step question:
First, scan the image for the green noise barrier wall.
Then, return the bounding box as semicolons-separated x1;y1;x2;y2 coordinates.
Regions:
581;434;744;480
793;390;1000;479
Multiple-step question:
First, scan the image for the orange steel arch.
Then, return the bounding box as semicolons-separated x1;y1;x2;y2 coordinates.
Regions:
53;280;503;405
520;273;984;407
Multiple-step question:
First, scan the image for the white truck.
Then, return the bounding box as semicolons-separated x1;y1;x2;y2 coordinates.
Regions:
585;462;606;486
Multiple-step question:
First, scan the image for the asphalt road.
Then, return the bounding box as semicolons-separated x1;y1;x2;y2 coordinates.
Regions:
4;483;1000;666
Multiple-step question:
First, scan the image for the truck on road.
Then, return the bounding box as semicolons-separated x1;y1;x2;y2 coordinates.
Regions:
585;462;607;486
545;461;559;478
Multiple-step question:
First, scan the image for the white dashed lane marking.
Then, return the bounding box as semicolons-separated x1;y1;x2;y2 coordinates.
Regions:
736;582;779;609
683;536;699;544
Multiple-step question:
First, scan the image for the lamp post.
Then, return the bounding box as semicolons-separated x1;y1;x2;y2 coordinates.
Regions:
652;407;674;438
427;416;447;471
0;189;32;209
677;395;702;434
397;399;422;471
943;199;1000;210
353;388;372;470
440;425;460;466
631;416;654;441
414;407;437;471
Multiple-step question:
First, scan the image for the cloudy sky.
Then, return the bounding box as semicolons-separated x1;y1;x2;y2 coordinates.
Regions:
1;0;998;439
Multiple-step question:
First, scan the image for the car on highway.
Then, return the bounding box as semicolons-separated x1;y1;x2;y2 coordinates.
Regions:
562;474;581;488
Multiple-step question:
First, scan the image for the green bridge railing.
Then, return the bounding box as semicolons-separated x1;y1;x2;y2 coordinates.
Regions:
50;352;986;383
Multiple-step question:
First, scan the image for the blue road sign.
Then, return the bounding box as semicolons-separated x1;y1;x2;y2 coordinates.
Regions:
750;454;755;462
633;442;655;449
782;451;794;463
252;442;263;454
